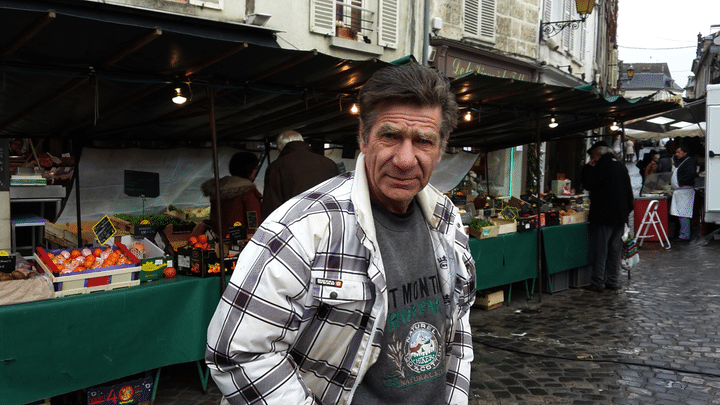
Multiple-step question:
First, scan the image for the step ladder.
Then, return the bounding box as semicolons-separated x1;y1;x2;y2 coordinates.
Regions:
635;199;671;249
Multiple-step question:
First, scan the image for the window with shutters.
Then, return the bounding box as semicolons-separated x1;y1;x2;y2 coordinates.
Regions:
463;0;496;43
543;0;586;61
310;0;398;48
188;0;222;10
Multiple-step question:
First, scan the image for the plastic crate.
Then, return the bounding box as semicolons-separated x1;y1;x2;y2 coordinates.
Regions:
34;245;141;298
543;270;569;294
569;265;592;288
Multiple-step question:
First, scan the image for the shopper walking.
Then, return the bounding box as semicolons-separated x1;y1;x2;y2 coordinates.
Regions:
581;141;634;292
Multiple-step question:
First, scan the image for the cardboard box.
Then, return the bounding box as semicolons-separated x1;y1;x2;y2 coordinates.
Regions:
87;375;153;405
476;290;504;310
115;235;171;282
490;218;517;235
34;245;141;298
468;224;499;239
45;221;131;248
161;222;206;252
175;247;235;278
560;211;588;225
551;180;572;196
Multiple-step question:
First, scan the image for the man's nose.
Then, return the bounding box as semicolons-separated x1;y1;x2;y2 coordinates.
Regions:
393;139;416;170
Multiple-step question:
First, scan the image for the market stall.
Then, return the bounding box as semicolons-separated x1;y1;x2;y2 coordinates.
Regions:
0;275;220;405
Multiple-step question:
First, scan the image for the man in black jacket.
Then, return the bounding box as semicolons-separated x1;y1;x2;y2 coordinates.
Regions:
581;141;635;292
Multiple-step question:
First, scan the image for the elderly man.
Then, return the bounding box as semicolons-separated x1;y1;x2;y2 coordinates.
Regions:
262;129;340;217
206;63;476;405
581;141;634;292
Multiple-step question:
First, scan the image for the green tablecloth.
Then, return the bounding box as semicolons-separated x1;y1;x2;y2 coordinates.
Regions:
469;230;538;291
0;275;222;405
541;223;591;274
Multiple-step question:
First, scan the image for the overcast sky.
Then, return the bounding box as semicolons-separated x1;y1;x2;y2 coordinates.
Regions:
616;1;719;90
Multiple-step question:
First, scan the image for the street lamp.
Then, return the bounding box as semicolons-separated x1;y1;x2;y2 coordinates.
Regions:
540;0;596;41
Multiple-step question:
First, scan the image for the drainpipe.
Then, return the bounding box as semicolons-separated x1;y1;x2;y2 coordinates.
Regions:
422;0;430;65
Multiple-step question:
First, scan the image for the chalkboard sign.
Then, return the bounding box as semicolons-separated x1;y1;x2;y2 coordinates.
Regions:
134;224;156;239
124;170;159;198
0;138;8;192
0;252;15;273
247;211;259;230
93;215;117;245
228;225;247;243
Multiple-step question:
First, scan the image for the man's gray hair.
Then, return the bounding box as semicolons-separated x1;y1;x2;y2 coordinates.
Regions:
592;146;611;159
276;130;304;152
358;63;458;148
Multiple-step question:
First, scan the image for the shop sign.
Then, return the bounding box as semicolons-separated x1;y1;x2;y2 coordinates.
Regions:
449;56;529;81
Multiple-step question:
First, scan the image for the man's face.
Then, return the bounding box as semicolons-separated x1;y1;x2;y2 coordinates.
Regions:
359;103;443;214
675;148;687;160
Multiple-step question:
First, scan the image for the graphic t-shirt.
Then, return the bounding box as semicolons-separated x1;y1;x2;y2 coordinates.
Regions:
351;199;447;405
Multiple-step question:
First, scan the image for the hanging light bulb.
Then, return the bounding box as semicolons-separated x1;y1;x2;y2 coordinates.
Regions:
610;121;619;131
172;87;187;105
464;110;472;121
350;103;359;114
549;116;558;128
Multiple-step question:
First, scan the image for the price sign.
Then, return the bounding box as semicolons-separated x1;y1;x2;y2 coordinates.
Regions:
229;225;247;243
0;251;14;273
93;215;117;245
134;224;156;239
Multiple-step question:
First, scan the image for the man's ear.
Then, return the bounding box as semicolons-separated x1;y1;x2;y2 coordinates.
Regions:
357;122;366;153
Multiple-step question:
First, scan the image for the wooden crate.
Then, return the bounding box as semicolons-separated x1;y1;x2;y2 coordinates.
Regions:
34;244;140;298
490;218;517;234
44;221;131;248
475;290;504;310
468;224;499;240
560;211;588;225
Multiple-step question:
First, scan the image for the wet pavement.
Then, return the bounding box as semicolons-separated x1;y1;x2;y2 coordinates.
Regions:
152;148;720;404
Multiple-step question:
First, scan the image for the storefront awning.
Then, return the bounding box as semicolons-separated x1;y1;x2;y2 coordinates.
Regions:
0;0;680;151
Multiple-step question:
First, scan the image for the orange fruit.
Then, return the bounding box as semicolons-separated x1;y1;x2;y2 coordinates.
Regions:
93;248;102;257
188;236;198;245
84;256;95;268
70;249;82;258
193;243;204;249
74;266;86;272
197;234;208;244
140;219;151;225
47;252;55;259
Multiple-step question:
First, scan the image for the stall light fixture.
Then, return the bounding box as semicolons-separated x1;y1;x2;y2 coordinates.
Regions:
350;103;359;114
172;87;187;105
549;116;558;128
610;121;620;131
464;110;472;121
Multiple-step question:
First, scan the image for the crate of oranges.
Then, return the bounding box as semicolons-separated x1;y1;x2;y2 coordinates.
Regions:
34;244;141;297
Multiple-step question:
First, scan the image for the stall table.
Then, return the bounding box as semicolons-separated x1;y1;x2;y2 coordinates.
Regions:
0;275;222;405
469;230;538;301
541;223;591;292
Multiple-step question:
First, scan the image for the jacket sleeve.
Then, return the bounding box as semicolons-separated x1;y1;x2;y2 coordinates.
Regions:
206;221;318;405
445;225;476;405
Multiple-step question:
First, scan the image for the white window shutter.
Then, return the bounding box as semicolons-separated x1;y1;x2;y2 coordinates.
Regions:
579;23;586;61
479;0;496;41
543;0;552;22
464;0;495;42
562;0;571;50
310;0;335;35
464;0;479;37
378;0;399;48
188;0;223;10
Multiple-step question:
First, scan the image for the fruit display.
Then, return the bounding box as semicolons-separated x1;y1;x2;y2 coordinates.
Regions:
184;234;213;251
46;247;134;275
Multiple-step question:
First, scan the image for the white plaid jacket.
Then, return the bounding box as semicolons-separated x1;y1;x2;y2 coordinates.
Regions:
206;153;476;405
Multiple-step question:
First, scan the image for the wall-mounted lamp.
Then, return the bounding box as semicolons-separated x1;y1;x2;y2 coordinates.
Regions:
350;103;359;114
549;116;559;128
172;87;187;105
464;110;472;122
245;13;272;26
540;0;595;41
626;65;634;79
610;121;620;131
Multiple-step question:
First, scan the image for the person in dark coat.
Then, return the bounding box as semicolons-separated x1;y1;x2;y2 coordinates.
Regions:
581;141;635;292
202;152;263;241
262;130;340;217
